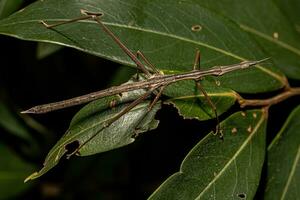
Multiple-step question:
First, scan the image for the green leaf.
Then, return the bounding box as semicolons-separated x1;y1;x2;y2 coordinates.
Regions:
149;109;267;200
0;100;32;141
25;86;161;181
0;0;285;92
0;143;35;200
0;0;22;19
36;42;63;59
108;65;136;86
0;0;288;123
163;79;237;120
194;0;300;80
264;104;300;200
273;0;300;35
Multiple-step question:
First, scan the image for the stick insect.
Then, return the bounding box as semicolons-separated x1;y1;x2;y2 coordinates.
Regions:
22;10;268;142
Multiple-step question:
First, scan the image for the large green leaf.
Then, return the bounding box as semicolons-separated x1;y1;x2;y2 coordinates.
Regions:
0;0;287;124
264;104;300;199
0;0;285;93
25;86;161;181
195;0;300;80
0;143;35;200
149;109;267;200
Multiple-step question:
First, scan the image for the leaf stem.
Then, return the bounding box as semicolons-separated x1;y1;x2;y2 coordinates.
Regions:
238;87;300;108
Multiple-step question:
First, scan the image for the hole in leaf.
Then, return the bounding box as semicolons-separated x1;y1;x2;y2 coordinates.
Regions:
191;24;202;32
132;131;139;138
65;140;80;158
237;193;246;199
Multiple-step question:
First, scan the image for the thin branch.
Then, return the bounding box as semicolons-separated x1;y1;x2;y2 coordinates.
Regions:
238;87;300;108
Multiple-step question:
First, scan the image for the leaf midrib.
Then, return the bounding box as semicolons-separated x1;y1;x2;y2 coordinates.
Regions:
167;91;237;101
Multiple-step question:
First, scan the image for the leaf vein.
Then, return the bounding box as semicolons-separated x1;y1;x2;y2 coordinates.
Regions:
280;145;300;200
197;110;265;198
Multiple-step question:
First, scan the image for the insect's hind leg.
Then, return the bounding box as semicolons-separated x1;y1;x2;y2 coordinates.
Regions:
195;82;221;137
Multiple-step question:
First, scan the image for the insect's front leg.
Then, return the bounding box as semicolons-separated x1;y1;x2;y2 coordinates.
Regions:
136;50;161;75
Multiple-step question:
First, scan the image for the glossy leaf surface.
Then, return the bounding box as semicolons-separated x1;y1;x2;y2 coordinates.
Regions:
195;0;300;79
149;109;267;200
264;104;300;199
0;0;285;92
0;0;288;125
164;80;237;120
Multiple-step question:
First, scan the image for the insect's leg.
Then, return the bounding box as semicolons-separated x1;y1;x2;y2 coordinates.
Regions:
136;50;161;74
135;50;165;103
195;81;221;138
131;85;165;138
130;85;163;138
86;12;153;77
193;49;201;71
67;87;155;157
148;86;165;111
42;9;152;77
132;51;150;82
41;10;102;28
192;49;221;137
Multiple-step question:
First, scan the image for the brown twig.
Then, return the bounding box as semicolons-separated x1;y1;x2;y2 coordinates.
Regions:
238;87;300;108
